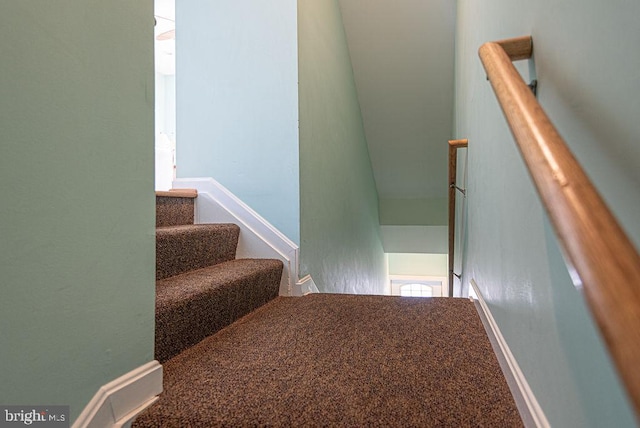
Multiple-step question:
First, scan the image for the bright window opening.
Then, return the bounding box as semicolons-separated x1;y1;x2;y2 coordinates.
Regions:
400;283;434;297
389;276;446;298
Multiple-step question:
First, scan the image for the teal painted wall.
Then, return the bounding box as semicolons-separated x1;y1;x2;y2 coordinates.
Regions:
298;0;386;294
0;1;155;422
176;0;300;244
388;254;448;277
379;197;447;226
455;0;640;425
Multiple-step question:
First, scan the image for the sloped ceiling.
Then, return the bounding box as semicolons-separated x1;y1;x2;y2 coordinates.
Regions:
337;0;456;202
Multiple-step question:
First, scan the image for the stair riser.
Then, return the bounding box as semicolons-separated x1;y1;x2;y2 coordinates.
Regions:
156;225;240;280
155;263;283;363
156;196;195;227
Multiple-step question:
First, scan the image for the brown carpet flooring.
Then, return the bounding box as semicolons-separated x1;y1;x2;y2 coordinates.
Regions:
156;224;240;280
155;259;283;363
156;195;195;227
135;294;523;427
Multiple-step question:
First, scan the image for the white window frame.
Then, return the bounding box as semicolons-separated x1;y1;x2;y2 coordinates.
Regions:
389;275;448;297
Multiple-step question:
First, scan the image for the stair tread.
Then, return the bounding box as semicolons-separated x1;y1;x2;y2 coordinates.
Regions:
156;224;240;280
156;258;283;307
154;258;283;363
155;223;237;234
156;189;197;199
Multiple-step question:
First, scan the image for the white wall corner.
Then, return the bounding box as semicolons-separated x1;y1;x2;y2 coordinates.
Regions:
73;360;162;428
173;177;309;296
470;279;549;428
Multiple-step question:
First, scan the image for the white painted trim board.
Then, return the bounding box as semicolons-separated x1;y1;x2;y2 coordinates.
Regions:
470;279;549;428
295;274;319;296
73;360;162;428
173;177;315;296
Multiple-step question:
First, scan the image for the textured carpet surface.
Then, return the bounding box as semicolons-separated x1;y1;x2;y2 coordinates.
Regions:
155;258;283;363
156;195;195;227
156;224;240;280
136;295;523;427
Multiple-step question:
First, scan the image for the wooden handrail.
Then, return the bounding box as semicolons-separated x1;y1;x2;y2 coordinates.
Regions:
448;139;468;297
480;35;640;417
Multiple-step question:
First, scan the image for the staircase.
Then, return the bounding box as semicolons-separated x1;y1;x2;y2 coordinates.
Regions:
134;191;523;427
153;190;283;363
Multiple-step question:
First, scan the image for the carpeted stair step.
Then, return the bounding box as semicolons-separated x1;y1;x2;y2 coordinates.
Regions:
155;258;283;363
135;295;523;427
156;190;197;227
156;224;240;280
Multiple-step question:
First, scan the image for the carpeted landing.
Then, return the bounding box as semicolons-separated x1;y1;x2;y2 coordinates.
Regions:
134;294;523;427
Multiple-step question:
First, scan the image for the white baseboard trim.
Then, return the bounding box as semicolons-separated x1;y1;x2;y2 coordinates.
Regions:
294;274;319;296
72;361;162;428
470;279;549;428
173;177;313;296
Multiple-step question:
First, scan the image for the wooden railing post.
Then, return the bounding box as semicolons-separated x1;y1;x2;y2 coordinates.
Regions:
448;139;468;297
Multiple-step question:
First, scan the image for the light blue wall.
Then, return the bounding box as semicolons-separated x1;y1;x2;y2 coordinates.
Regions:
379;197;447;226
388;254;448;277
176;0;300;244
0;0;155;422
455;0;640;425
298;0;387;294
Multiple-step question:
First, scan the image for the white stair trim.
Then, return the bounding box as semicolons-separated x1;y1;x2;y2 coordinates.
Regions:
470;279;549;428
72;360;162;428
294;274;319;296
173;177;314;296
